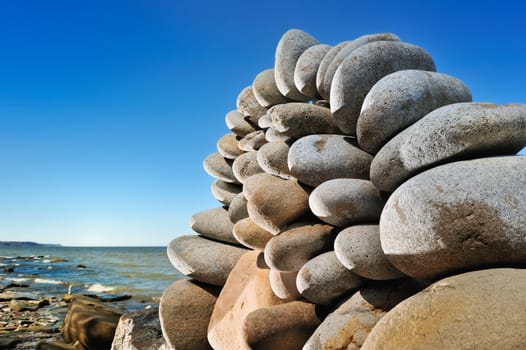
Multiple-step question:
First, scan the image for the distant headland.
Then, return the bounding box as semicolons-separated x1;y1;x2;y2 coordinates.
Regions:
0;241;62;247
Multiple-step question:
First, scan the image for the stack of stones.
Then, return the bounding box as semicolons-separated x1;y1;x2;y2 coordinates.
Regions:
159;29;526;350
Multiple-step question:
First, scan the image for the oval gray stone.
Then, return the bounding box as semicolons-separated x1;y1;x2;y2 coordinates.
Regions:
264;127;292;143
330;41;436;135
316;41;352;99
288;134;373;187
334;225;404;280
210;180;242;206
217;133;245;159
232;217;273;250
190;207;237;245
321;33;401;101
296;251;362;305
258;112;272;129
309;179;385;227
237;86;267;121
380;156;526;280
256;141;294;180
252;69;290;108
294;44;331;98
228;192;249;224
269;269;300;301
225;110;257;138
167;236;247;286
238;130;267;152
274;29;320;101
232;151;264;184
357;70;473;154
269;102;340;139
203;153;239;184
371;103;526;192
264;223;334;272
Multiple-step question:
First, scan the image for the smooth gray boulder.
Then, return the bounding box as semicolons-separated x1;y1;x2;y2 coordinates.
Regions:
309;179;385;227
268;102;340;139
236;86;267;121
111;307;164;350
167;236;247;286
296;251;362;305
210;180;242;206
190;207;237;245
264;223;334;272
288;134;373;187
269;269;300;301
334;225;404;280
232;217;274;250
274;29;319;101
264;127;292;142
316;41;352;99
225;110;257;138
216;133;244;159
256;141;294;180
370;103;526;192
232;151;264;184
258;112;272;129
252;69;290;107
330;41;436;135
203;153;239;184
357;70;472;154
380;156;526;280
321;33;400;101
294;44;331;98
238;130;267;152
228;192;249;224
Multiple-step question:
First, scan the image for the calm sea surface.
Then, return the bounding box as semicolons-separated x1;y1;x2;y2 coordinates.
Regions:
0;246;183;311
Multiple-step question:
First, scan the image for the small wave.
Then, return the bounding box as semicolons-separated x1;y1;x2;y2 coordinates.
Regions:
7;277;30;283
34;278;63;285
42;259;51;263
86;283;115;293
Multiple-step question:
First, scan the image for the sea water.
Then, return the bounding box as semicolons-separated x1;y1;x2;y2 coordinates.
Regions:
0;246;183;311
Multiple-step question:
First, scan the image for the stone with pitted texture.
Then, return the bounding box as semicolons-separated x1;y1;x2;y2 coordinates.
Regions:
232;151;264;184
252;69;290;108
294;44;331;98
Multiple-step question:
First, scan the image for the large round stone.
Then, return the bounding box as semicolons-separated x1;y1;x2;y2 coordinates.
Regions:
167;236;247;286
309;179;385;227
288;134;373;187
203;153;239;184
243;173;310;234
252;69;290;108
232;151;264;184
228;192;249;224
232;217;274;250
361;268;526;350
225;110;257;138
380;156;526;280
257;141;294;180
321;33;400;101
216;133;244;159
159;280;219;350
316;41;352;100
269;103;340;139
264;223;334;272
210;180;242;206
334;225;404;280
294;44;331;98
357;70;472;154
370;103;526;192
274;29;319;101
296;251;362;305
190;207;237;245
236;86;267;121
330;41;436;135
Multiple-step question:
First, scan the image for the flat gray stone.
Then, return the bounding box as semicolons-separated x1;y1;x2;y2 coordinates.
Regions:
252;69;290;108
269;102;340;139
225;110;257;138
358;70;472;154
232;151;264;184
216;133;245;159
269;269;300;301
275;29;319;101
380;156;526;280
228;192;249;224
167;236;247;286
238;130;267;152
321;33;400;101
256;141;294;180
190;207;237;245
264;223;334;272
309;179;385;227
334;225;404;280
258;112;272;129
264;127;292;142
370;103;526;192
330;41;436;135
210;180;242;206
288;134;373;187
316;41;352;100
232;217;274;250
294;44;331;98
296;251;362;305
236;86;267;120
203;153;239;184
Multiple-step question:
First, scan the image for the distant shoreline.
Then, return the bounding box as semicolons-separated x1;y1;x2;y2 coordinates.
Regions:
0;241;62;247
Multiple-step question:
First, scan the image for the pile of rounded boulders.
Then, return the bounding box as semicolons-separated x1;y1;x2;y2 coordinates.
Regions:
159;28;526;349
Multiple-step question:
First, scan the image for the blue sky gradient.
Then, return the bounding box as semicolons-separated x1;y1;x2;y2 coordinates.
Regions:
0;0;525;246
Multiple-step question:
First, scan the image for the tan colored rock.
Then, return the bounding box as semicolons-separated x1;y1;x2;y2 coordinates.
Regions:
256;141;294;180
244;173;310;234
233;217;274;250
228;192;249;224
203;153;238;184
258;112;273;129
225;110;257;138
210;180;242;206
189;207;237;245
232;151;264;184
238;130;267;152
265;127;292;142
294;44;331;98
252;69;290;108
217;133;244;159
362;268;526;350
159;280;219;350
269;269;300;301
264;223;334;271
237;86;267;120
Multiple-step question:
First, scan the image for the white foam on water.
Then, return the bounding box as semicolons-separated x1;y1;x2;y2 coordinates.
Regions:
7;277;30;283
86;283;115;293
42;259;51;263
34;278;63;285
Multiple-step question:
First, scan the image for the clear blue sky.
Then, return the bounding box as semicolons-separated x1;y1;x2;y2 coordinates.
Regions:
0;0;524;246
